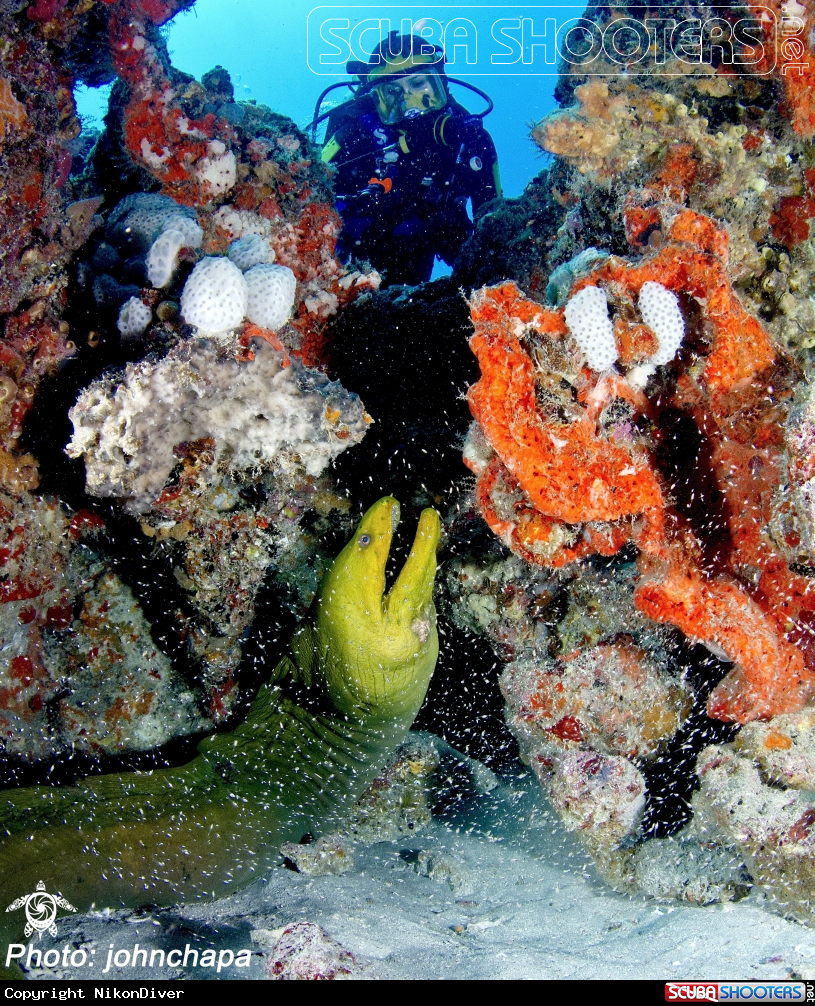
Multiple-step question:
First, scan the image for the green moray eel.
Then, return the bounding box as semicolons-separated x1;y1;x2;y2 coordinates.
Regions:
0;497;440;978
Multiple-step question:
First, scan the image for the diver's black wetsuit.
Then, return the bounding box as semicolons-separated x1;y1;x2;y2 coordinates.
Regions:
323;95;500;286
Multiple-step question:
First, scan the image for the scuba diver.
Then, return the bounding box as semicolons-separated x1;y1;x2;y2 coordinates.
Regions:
318;33;501;286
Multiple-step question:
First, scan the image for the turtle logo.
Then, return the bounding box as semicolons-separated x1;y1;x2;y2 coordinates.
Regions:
5;881;77;938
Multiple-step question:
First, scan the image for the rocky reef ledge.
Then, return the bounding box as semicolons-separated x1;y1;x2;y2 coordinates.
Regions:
2;0;815;952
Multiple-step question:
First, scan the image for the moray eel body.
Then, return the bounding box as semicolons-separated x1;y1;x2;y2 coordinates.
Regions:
0;497;440;978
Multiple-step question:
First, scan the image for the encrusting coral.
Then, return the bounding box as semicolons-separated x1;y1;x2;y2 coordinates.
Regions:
0;484;207;758
0;0;384;752
531;67;815;361
693;727;815;923
745;0;815;141
263;922;361;980
0;497;441;979
0;488;70;759
104;12;380;369
466;203;815;728
67;339;368;513
504;638;692;762
65;337;370;707
37;40;383;729
0;76;27;142
452;1;815;882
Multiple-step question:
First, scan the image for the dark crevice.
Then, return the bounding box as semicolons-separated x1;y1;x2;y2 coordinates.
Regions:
328;276;478;510
414;617;521;774
0;732;204;791
92;510;208;692
653;407;733;572
639;642;739;839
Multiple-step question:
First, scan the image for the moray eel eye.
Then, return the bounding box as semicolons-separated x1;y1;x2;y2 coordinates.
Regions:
358;533;371;547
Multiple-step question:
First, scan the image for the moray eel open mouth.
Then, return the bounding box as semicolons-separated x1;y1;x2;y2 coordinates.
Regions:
314;496;441;718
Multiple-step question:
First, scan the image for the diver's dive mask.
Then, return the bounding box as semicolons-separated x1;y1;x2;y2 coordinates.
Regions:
369;67;447;125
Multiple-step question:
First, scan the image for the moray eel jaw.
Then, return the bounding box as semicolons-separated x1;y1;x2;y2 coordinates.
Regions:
315;496;441;719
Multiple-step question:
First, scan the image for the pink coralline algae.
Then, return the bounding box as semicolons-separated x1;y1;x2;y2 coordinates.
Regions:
546;748;646;854
26;0;68;23
0;490;68;757
504;638;691;762
0;490;204;758
693;739;815;922
264;922;360;981
0;31;81;315
497;631;690;857
0;303;76;491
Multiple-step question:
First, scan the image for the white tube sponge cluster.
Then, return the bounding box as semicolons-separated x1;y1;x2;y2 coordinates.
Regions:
179;256;297;337
563;285;618;372
117;297;152;339
638;281;685;366
245;264;297;330
180;257;248;336
163;215;203;249
66;340;370;513
228;233;274;271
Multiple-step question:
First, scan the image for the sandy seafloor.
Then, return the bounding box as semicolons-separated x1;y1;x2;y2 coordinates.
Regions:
16;765;815;982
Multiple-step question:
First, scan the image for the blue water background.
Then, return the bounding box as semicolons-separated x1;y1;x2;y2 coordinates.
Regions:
74;1;585;199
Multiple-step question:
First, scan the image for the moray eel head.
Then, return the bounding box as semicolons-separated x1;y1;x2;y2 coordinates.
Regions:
314;496;441;719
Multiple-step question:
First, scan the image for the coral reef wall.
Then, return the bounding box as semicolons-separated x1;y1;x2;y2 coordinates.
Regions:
6;0;815;927
0;0;378;769
448;0;815;910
